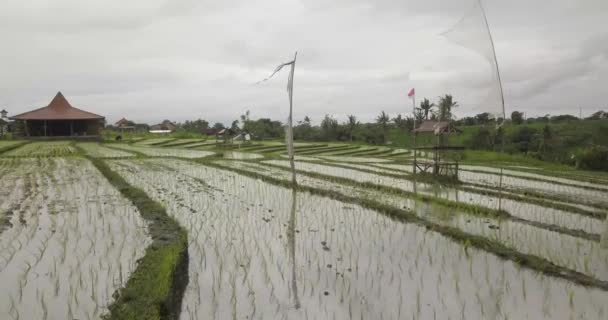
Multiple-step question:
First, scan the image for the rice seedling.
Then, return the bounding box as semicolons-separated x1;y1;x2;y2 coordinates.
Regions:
108;158;608;319
2;141;76;157
134;138;177;146
1;141;606;319
76;142;135;158
109;143;215;158
0;157;150;319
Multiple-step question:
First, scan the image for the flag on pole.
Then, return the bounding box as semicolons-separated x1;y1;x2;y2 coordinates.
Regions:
256;60;295;88
256;52;298;184
408;88;415;98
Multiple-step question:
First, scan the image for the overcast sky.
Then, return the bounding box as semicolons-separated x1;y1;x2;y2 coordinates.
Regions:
1;0;606;125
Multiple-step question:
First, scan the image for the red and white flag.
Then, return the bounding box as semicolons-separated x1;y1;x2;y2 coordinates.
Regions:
408;88;415;98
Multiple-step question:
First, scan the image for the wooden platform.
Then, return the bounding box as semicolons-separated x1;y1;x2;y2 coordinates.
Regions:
413;160;459;178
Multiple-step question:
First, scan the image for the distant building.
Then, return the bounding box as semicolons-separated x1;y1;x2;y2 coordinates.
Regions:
149;120;177;133
200;128;219;136
0;109;9;137
115;117;136;132
215;128;236;145
412;120;461;135
10;92;105;138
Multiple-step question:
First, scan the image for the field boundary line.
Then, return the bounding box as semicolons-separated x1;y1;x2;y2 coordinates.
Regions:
85;155;189;320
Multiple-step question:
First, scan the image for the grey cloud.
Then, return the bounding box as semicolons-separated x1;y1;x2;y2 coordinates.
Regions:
0;0;606;124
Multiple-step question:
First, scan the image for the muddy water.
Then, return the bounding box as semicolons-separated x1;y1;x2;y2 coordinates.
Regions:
113;159;607;320
0;158;150;320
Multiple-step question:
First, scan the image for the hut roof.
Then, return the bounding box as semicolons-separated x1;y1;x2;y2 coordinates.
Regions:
150;120;177;131
412;120;460;134
217;128;236;136
10;92;104;121
115;117;130;126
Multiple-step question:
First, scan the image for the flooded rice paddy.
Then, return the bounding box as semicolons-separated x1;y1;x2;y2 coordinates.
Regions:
0;158;150;319
0;141;607;319
110;158;608;319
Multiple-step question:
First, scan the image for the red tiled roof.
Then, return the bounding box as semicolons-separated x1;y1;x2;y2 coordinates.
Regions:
10;92;104;120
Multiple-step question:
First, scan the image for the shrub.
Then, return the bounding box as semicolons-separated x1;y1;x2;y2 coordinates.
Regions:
576;146;608;171
467;127;493;150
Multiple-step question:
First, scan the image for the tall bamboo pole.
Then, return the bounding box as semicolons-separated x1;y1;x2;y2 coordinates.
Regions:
288;52;297;186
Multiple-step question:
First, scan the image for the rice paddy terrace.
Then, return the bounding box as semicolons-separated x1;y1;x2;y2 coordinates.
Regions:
0;139;607;319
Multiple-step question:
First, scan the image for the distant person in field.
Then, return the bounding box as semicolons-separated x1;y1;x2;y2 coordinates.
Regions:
115;135;122;141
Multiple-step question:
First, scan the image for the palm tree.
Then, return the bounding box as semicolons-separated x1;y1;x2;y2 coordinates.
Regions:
346;115;358;141
419;98;435;120
414;108;425;124
437;94;458;121
240;110;251;131
376;111;390;143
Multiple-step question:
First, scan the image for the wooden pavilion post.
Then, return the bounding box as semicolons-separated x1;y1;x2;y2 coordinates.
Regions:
44;120;47;137
70;121;74;136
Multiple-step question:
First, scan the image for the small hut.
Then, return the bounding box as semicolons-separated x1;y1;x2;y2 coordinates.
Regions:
115;118;136;132
149;120;177;134
215;128;236;146
10;92;105;138
411;120;463;178
0;109;10;137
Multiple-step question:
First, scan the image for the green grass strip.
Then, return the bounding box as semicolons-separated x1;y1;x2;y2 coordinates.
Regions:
386;151;412;158
87;156;189;320
329;147;380;156
354;149;395;157
145;139;178;146
296;145;360;155
161;140;207;148
0;141;31;155
201;161;608;291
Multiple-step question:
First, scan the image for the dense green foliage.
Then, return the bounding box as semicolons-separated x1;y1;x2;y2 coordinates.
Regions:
103;104;608;171
576;146;608;171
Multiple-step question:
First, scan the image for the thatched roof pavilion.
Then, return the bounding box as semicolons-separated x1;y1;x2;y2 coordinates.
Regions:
10;92;105;137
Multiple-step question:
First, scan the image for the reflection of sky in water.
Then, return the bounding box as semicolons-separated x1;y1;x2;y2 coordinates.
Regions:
216;160;608;281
